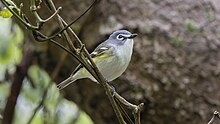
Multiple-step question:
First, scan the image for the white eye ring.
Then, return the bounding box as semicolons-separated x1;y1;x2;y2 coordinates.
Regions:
116;35;124;40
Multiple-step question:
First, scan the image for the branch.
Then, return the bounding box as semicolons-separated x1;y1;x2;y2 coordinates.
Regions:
208;111;220;124
113;87;144;124
1;0;40;30
32;0;97;41
2;48;33;124
30;0;62;26
32;30;94;74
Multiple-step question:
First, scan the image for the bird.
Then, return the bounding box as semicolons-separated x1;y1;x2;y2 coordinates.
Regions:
57;30;137;90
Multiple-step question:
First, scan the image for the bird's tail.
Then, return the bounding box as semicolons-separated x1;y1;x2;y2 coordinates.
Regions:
57;76;76;90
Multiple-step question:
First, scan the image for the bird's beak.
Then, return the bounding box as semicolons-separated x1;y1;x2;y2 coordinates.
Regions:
128;33;138;39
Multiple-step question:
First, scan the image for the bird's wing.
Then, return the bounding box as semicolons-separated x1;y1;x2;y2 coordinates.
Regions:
57;42;115;90
90;42;115;59
70;42;114;75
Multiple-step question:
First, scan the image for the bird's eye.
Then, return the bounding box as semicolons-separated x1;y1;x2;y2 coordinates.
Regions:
116;35;124;40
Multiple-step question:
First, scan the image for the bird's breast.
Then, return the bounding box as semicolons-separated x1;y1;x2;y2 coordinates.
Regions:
103;39;134;81
116;39;134;64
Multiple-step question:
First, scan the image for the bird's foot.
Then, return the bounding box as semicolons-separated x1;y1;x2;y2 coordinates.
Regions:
110;85;116;97
103;78;116;97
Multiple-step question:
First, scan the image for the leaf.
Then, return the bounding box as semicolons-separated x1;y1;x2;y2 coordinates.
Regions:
0;19;23;64
28;65;50;90
0;18;23;81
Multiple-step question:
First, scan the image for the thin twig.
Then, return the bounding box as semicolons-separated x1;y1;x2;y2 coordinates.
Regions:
45;0;76;51
115;97;134;124
114;89;144;124
51;52;68;80
43;7;62;22
32;31;85;68
134;103;144;124
30;0;62;25
208;111;220;124
1;0;40;30
33;0;97;41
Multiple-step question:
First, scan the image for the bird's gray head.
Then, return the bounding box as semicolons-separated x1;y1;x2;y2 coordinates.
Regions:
108;30;137;45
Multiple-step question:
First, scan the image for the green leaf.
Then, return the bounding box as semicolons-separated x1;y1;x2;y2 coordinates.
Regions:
0;19;23;64
0;83;10;111
0;8;13;18
0;18;23;81
28;65;50;90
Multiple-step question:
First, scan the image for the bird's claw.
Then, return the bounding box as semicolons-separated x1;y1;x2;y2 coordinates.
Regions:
103;78;116;97
111;85;116;97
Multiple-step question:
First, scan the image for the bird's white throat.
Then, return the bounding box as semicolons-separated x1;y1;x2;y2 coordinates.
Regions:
116;39;134;63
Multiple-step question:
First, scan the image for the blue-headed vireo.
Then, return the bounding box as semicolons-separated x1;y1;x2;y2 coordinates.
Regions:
58;30;137;90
